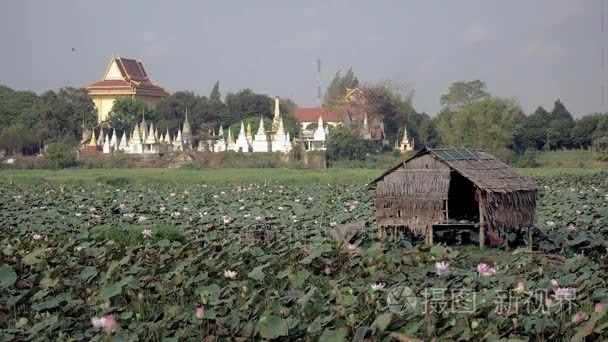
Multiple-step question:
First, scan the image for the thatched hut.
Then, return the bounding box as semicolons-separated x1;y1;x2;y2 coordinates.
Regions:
369;147;539;248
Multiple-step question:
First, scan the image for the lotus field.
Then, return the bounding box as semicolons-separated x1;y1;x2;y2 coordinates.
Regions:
1;171;608;340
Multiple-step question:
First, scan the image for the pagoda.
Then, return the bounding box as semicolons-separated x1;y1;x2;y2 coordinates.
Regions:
87;56;169;123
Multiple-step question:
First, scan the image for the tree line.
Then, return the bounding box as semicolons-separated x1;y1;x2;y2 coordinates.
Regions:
0;82;300;155
1;75;607;161
321;73;608;162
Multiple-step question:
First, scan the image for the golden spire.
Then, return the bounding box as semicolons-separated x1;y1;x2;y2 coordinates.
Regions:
246;122;253;137
88;130;97;146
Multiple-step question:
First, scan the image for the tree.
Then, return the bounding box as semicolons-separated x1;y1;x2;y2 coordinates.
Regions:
44;139;78;168
279;98;300;137
156;91;218;135
323;68;359;107
30;88;96;144
210;81;221;102
0;86;37;128
512;106;551;153
545;99;574;149
417;116;439;147
106;98;152;135
224;89;273;125
0;124;36;155
358;83;416;144
325;126;371;161
440;80;490;109
435;96;525;153
571;115;599;149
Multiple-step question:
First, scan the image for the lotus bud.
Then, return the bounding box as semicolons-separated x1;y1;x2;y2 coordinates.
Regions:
550;279;558;287
138;292;145;301
324;266;332;275
515;281;525;294
595;303;604;314
196;306;205;319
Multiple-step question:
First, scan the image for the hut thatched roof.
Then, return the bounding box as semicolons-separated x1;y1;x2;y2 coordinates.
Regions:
370;147;539;193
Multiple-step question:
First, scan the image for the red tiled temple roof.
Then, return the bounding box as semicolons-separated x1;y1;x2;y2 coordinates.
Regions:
87;57;169;97
293;108;341;122
294;105;368;123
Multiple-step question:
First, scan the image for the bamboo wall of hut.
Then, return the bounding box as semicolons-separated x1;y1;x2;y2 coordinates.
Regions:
370;148;540;238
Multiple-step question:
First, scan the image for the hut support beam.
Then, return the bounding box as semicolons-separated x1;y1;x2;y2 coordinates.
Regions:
479;203;485;249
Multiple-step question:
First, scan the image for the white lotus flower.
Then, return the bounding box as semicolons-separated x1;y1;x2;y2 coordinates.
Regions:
142;229;152;238
32;233;43;240
371;282;386;291
435;261;450;276
224;270;238;279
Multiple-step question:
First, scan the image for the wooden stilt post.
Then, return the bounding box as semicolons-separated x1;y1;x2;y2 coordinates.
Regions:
428;226;434;247
479;203;485;249
527;226;532;252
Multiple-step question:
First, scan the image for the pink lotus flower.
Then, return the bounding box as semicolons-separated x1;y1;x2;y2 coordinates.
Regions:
91;315;118;331
196;306;205;319
104;300;111;310
32;233;43;240
142;229;153;238
476;263;496;276
595;302;604;313
324;266;332;275
572;312;585;323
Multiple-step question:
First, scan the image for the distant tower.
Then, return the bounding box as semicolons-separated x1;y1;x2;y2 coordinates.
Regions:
316;59;322;105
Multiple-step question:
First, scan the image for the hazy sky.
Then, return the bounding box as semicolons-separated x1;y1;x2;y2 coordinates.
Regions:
0;0;605;116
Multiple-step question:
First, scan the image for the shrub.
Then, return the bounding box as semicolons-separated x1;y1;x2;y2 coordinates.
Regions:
44;140;78;169
325;126;373;163
517;149;539;168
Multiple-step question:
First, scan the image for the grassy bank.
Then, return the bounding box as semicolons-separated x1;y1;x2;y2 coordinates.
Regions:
0;168;384;186
0;166;602;186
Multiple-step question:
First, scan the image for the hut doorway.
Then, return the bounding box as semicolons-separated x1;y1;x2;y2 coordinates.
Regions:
446;171;479;223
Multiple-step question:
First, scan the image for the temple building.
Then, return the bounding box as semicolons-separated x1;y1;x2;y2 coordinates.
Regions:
87;56;169;123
